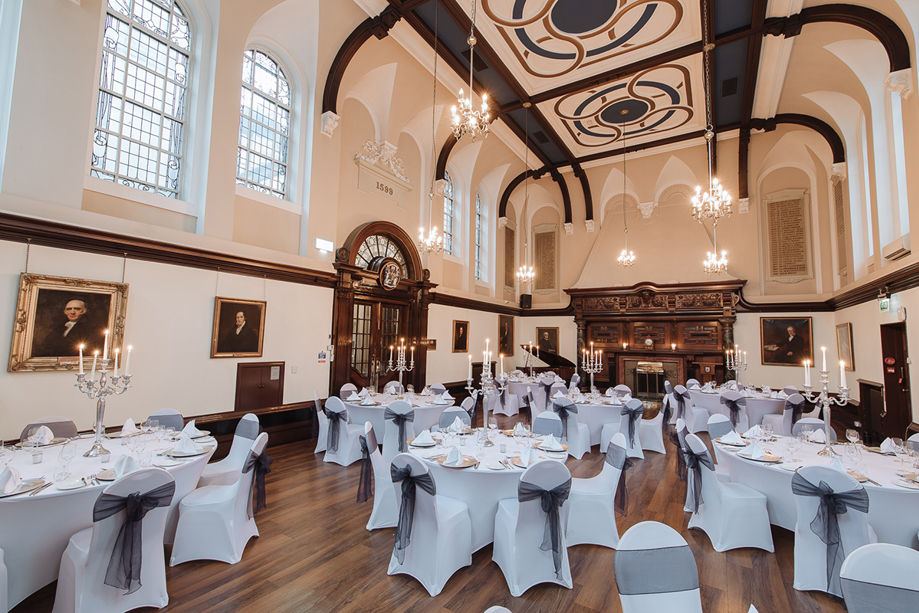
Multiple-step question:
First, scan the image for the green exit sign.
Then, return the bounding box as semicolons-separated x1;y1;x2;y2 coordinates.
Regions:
879;297;891;312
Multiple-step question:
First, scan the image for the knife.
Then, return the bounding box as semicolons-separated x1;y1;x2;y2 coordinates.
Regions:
29;482;53;496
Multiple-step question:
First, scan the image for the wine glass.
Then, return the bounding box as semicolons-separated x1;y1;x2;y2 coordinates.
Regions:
58;442;77;479
846;429;859;445
786;436;799;462
406;384;414;396
763;423;773;442
488;417;498;432
891;438;905;464
801;425;813;444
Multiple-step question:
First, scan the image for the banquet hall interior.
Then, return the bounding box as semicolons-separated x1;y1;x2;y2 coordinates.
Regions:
2;0;919;611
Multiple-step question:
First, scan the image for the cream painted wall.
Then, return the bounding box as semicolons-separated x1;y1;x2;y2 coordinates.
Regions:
0;241;333;440
426;303;499;385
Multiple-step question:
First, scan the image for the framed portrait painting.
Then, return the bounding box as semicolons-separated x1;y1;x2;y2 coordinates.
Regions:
8;273;129;372
836;322;854;371
452;320;469;353
498;315;514;357
760;317;813;366
536;327;559;355
211;297;267;358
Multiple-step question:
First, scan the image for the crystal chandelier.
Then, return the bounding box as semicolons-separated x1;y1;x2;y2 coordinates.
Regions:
419;1;443;255
516;103;536;285
617;109;635;267
703;223;728;274
692;0;732;224
451;0;489;142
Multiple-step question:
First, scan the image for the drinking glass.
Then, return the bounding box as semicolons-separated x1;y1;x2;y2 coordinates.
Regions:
786;436;798;462
763;423;774;442
406;384;414;395
143;419;158;436
59;441;76;477
846;429;859;444
801;425;813;443
488;417;498;432
892;438;905;464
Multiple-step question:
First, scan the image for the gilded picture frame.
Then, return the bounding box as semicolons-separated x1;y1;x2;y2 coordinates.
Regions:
836;322;855;371
211;297;267;358
498;315;514;357
452;320;469;353
760;317;813;367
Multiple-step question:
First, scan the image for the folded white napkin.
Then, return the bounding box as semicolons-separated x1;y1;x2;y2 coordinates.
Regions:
451;416;465;431
121;418;140;437
576;393;586;403
444;447;463;466
746;442;766;460
720;430;744;445
172;433;202;455
433;394;449;405
420;386;432;396
554;376;564;384
0;466;21;494
33;425;54;444
113;454;140;478
553;390;565;399
880;437;899;453
182;419;204;438
347;392;361;401
360;396;375;406
829;458;847;474
358;388;369;397
521;447;539;464
540;434;564;452
441;390;453;400
606;388;614;397
513;422;525;436
413;429;435;446
778;391;788;399
809;429;826;444
744;425;763;439
689;383;701;390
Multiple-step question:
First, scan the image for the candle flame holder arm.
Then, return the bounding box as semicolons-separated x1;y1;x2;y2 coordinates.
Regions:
385;345;414;399
802;369;849;457
75;361;132;458
465;360;503;446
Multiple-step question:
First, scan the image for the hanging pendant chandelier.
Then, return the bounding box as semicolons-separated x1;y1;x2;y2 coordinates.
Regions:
419;0;443;254
451;0;489;142
517;103;536;285
703;222;728;274
617;109;635;267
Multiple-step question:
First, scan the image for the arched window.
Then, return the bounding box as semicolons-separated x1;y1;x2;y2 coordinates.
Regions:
475;190;486;281
443;170;456;255
237;48;291;199
91;0;192;199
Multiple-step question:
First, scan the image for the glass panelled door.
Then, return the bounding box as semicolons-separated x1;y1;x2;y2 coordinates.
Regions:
350;301;405;389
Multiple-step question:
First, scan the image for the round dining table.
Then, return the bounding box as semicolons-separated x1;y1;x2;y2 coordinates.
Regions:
571;399;623;445
0;434;213;611
408;431;567;551
345;392;455;435
714;437;919;547
690;389;786;426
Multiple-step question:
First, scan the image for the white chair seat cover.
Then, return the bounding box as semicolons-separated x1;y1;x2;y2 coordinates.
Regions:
198;413;260;488
567;432;628;549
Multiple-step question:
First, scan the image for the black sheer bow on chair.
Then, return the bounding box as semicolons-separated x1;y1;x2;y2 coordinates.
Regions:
791;472;870;594
552;400;578;440
786;395;806;425
605;444;634;516
357;428;378;503
384;408;415;453
670;424;689;481
92;481;176;594
324;408;348;453
661;394;673;436
521;391;535;427
518;478;572;579
493;379;508;411
672;386;691;421
684;446;714;513
720;393;747;428
390;464;436;564
621;400;644;448
243;448;273;518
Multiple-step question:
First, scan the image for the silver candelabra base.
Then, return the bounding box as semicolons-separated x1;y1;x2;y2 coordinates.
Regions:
803;370;849;457
75;364;132;458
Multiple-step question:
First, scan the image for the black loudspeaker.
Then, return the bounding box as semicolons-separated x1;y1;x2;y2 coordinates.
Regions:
520;294;532;309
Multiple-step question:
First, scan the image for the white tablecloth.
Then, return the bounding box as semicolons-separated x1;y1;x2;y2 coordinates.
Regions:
0;434;213;610
504;381;543;414
346;393;454;434
690;390;785;426
572;401;623;445
715;437;919;547
407;431;566;551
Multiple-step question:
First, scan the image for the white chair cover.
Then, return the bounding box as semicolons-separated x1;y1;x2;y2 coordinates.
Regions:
684;390;713;434
792;418;838;441
600;400;644;459
339;383;357;399
430;383;446;395
198;413;260;488
483;607;513;613
387;454;472;596
615;521;703;613
53;468;175;613
147;409;183;432
313;390;329;454
686;378;700;389
567;432;627;549
490;384;519;417
460;396;476;426
361;422;397;531
382;400;416;465
761;393;805;437
613;384;632;400
792;465;876;596
20;417;78;440
638;401;666;455
0;548;6;613
552;398;590;460
719;391;750;432
323;396;364;466
674;419;693;513
533;412;563;438
170;433;269;566
907;432;919;453
840;543;919;612
685;434;774;553
493;461;573;596
707;413;734;441
783;386;800;396
535;377;555;414
437;407;471;430
384;380;404;394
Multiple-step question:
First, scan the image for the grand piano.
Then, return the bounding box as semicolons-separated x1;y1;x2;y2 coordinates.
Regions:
520;345;576;382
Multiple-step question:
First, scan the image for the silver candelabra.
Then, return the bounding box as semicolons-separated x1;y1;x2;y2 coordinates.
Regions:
581;345;602;394
466;356;503;447
726;350;747;385
803;369;849;457
386;341;414;399
74;358;132;458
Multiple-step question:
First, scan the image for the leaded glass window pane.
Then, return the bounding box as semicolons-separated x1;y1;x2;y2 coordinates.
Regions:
443;171;455;255
475;191;484;281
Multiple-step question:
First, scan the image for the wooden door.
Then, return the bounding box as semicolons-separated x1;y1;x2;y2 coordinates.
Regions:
880;323;911;438
235;362;285;411
349;301;406;389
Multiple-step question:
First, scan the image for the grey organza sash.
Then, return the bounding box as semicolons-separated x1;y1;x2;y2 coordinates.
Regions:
324;408;347;453
841;577;919;611
621;401;644;447
552;400;578;440
720;394;746;428
684;447;714;513
236;418;260;440
390;465;436;564
615;545;699;595
521;391;535;426
357;428;378;503
243;449;273;518
785;397;806;424
518;478;572;579
791;472;869;594
673;388;691;420
539;380;553;400
93;481;176;594
384;408;415;453
660;394;673;435
493;379;508;409
605;444;633;515
707;419;734;440
669;427;687;481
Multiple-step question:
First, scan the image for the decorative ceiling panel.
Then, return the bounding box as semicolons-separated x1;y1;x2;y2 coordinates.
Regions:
478;0;701;94
534;54;706;158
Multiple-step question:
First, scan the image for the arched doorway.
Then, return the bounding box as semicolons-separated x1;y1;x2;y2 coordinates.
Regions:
330;221;435;395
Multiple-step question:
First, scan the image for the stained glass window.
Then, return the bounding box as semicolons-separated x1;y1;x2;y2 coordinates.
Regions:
443;171;455;255
92;0;192;200
475;191;485;280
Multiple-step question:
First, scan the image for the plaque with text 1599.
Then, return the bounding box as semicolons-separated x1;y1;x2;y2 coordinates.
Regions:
357;164;406;206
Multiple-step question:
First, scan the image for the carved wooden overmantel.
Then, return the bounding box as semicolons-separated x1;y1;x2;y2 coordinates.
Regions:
565;280;746;387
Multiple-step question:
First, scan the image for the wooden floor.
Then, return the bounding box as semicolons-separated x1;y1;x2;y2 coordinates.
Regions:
14;414;847;613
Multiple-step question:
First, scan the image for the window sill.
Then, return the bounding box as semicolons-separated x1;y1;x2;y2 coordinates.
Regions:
443;253;462;265
235;184;301;215
84;175;197;217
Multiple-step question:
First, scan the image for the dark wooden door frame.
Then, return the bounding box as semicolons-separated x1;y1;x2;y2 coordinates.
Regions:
880;322;911;438
235;361;285;411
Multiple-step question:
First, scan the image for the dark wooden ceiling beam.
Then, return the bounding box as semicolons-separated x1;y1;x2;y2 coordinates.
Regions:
751;114;846;163
738;0;769;199
435;135;458;181
572;164;593;223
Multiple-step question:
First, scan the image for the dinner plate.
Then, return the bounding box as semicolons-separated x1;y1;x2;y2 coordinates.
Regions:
847;471;869;484
714;437;748;447
168;445;213;458
546;451;568;460
96;469;117;481
536;442;569;452
779;463;803;471
188;430;211;439
0;479;46;498
900;472;919;484
192;436;217;444
106;431;141;439
486;461;505;470
737;450;782;463
510;455;544;467
15;437;69;448
407;438;436;447
436;455;477;468
155;458;185;468
892;478;919;490
56;479;88;491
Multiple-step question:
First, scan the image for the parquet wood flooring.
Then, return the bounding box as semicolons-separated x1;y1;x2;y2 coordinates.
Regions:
13;415;847;613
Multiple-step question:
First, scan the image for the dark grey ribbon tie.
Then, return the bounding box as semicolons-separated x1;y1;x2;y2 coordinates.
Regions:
390;465;436;564
786;398;805;424
606;445;633;516
720;396;746;427
243;449;273;518
493;380;507;409
791;472;870;593
357;430;377;503
93;481;176;594
621;405;644;448
684;448;714;513
673;390;691;420
518;478;572;579
521;393;534;426
661;396;673;435
324;409;347;453
553;402;578;440
384;409;415;453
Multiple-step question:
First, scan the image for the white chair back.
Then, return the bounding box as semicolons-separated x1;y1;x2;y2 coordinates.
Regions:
19;416;78;440
0;548;6;613
781;393;807;436
363;422;389;489
460;396;475;413
617;399;645;458
907;432;919;453
389;454;439;561
614;384;631;400
615;521;703;613
685;434;723;510
515;461;571;582
792;418;837;440
148;409;183;431
438;408;470;429
222;413;261;473
384;380;404;394
430;383;446;395
840;543;919;612
686;378;700;389
382;400;415;464
598;432;628;493
340;383;357;398
533;411;562;437
719;390;748;431
314;390;329;453
783;386;800;396
552;397;579;441
707;414;734;440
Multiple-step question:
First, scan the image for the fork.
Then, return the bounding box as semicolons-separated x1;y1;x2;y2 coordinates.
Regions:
28;482;53;496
